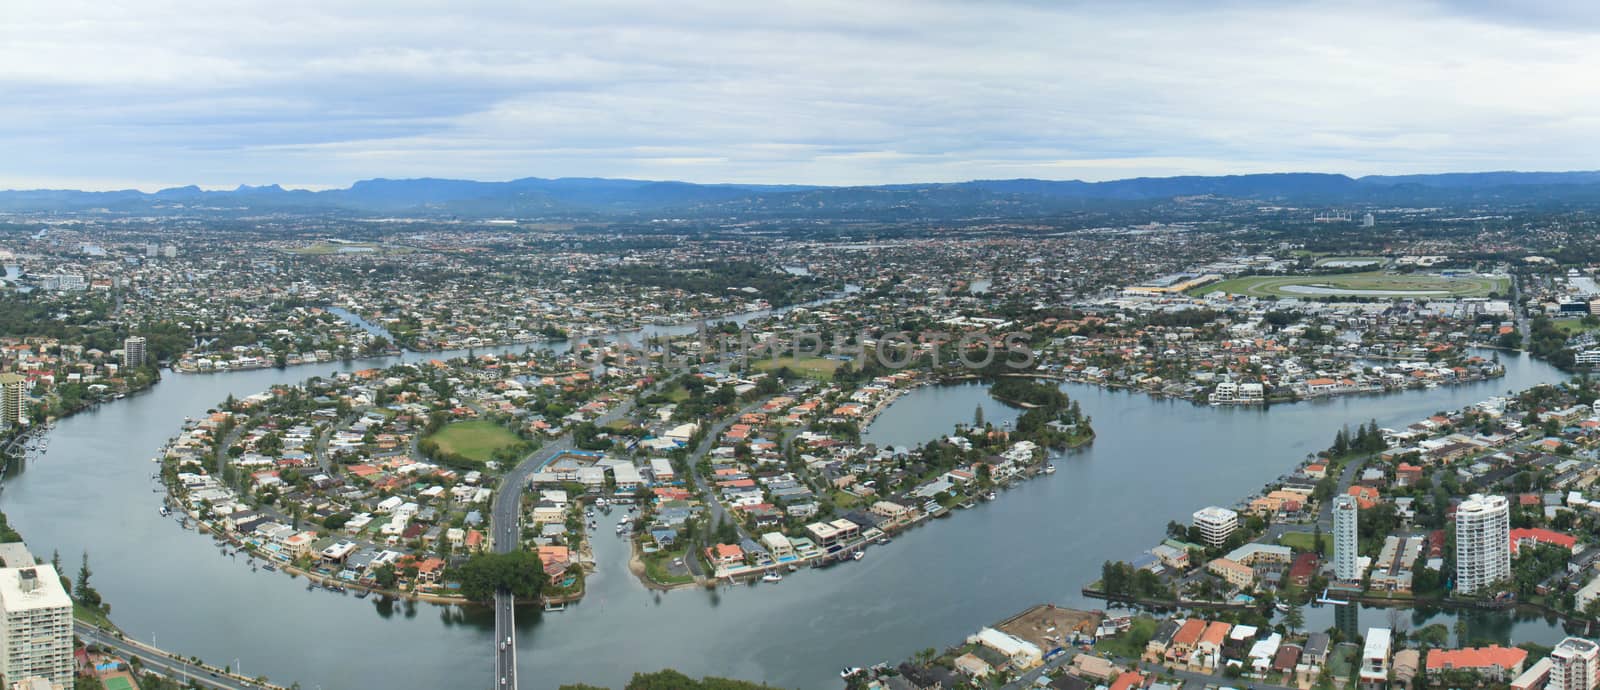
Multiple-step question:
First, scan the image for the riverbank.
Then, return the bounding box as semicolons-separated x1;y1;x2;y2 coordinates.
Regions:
3;343;1569;690
1087;371;1600;634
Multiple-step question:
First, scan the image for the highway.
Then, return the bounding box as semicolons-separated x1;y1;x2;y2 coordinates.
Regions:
76;623;282;690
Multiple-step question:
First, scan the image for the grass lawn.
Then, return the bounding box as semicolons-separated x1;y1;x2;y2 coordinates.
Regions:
1275;531;1321;553
1553;318;1598;335
424;420;522;463
830;489;863;510
1329;643;1360;684
1094;615;1158;659
74;600;117;631
643;549;695;585
1192;271;1507;298
753;356;845;380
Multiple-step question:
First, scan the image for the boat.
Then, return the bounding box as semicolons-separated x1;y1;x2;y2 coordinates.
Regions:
354;589;370;599
1043;463;1056;475
761;572;783;583
1274;602;1290;613
786;563;799;572
262;564;277;572
158;506;171;516
985;490;998;501
852;550;865;561
875;537;891;546
841;667;864;679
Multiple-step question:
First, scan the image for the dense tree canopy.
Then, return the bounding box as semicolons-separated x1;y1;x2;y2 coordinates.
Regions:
451;550;548;602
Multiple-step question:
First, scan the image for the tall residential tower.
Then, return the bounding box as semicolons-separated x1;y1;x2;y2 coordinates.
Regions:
122;335;147;368
1455;493;1511;595
1333;495;1360;581
0;565;73;689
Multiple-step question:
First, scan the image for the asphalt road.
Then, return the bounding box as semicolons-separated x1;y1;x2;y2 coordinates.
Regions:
488;383;662;690
77;623;273;690
688;399;769;545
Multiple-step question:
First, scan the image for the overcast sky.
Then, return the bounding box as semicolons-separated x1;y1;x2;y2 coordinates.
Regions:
4;0;1600;190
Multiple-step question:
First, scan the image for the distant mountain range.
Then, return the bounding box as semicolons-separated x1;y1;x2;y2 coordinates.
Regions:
6;170;1600;218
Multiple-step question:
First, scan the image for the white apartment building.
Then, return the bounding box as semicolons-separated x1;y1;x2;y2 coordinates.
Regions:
0;566;73;690
1455;493;1511;595
1333;495;1360;581
1551;637;1600;690
1192;506;1239;548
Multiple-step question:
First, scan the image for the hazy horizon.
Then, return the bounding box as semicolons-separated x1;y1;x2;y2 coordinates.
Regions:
12;167;1600;196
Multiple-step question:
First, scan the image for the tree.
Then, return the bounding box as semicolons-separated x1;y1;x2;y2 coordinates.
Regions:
1101;561;1128;596
373;564;397;589
973;405;984;428
1283;602;1305;634
451;550;549;602
76;551;92;596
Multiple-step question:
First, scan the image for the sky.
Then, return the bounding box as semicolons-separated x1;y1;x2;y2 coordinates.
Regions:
4;0;1600;191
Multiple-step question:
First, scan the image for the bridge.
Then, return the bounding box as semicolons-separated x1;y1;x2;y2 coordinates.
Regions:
490;436;579;690
488;387;652;688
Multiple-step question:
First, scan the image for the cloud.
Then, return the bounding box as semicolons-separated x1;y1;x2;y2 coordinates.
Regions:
2;0;1599;189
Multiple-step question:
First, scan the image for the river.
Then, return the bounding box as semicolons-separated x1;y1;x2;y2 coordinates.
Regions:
0;344;1569;689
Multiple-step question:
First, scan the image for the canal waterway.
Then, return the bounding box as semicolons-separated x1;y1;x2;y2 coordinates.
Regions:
0;339;1570;688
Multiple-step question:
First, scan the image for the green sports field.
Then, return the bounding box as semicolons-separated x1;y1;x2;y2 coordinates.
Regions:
1191;272;1507;298
423;420;521;463
752;355;845;379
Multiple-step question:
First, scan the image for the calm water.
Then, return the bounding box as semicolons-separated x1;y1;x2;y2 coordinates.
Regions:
0;351;1568;689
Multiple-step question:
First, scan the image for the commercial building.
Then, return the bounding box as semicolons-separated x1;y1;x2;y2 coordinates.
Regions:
1333;495;1360;581
0;374;24;427
122;336;147;368
970;627;1043;670
1551;637;1600;690
1192;506;1239;548
0;565;73;690
1455;493;1511;595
